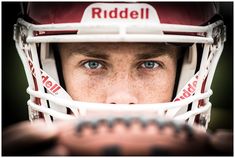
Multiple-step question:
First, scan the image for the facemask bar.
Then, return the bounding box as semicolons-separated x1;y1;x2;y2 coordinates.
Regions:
15;42;53;122
14;18;225;129
17;18;223;43
188;24;226;128
14;25;52;123
26;86;212;121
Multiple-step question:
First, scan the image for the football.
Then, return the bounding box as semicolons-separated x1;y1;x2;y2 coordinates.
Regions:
57;115;233;156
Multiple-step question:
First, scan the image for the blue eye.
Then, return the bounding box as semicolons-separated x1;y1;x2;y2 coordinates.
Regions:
84;61;102;69
141;61;159;69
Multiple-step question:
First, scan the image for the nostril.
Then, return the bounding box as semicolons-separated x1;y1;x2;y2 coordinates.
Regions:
110;102;135;105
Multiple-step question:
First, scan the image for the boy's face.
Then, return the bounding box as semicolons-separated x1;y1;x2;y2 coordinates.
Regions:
59;43;180;104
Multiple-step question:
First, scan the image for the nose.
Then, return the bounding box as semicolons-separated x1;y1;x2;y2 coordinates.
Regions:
105;75;138;105
106;91;138;104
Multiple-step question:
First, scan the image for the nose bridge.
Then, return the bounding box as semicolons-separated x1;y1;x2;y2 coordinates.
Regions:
105;70;138;104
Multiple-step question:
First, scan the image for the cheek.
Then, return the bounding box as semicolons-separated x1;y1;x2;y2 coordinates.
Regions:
138;66;176;103
63;69;107;102
138;77;175;103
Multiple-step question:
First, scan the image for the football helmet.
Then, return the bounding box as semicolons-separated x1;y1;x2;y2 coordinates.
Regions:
14;2;226;130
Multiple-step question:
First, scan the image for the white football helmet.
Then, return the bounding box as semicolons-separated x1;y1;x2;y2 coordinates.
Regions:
14;2;226;130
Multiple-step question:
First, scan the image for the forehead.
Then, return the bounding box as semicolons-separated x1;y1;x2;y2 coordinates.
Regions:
58;43;179;54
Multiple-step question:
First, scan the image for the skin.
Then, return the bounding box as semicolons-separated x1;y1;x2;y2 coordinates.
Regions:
58;43;180;104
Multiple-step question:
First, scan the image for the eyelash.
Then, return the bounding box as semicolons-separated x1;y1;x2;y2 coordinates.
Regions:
80;60;162;72
81;60;106;70
138;60;162;70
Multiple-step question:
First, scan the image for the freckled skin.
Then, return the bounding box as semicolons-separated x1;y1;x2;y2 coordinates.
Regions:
59;43;179;104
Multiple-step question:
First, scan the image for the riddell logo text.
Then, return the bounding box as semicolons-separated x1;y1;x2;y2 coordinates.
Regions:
28;60;61;94
174;76;198;102
92;7;149;19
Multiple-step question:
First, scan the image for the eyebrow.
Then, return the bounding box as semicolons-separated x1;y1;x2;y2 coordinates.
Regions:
66;44;170;60
73;49;165;61
135;44;172;60
136;51;166;60
69;47;109;60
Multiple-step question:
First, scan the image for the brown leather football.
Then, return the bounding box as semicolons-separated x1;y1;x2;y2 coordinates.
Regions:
57;115;233;156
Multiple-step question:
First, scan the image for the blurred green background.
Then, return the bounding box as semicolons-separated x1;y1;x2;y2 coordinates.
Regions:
2;2;233;131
